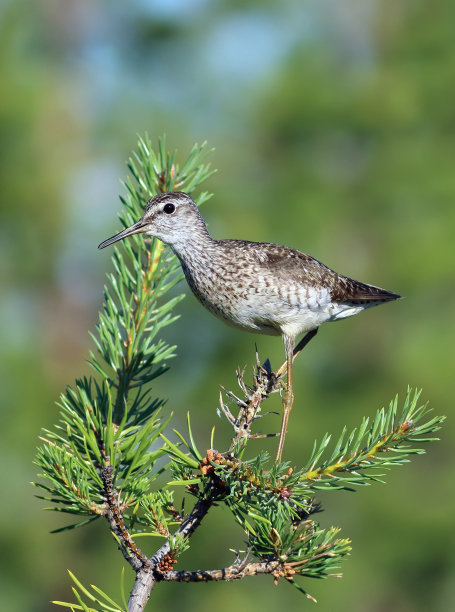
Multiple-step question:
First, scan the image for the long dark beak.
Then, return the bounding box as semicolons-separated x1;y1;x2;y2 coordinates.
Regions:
98;220;147;249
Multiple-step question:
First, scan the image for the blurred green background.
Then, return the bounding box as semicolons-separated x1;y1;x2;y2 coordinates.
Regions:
1;1;454;610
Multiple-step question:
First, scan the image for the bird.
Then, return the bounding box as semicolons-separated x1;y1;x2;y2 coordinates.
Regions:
99;191;401;462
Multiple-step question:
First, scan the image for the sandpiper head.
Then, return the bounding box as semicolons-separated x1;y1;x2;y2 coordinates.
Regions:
98;191;205;249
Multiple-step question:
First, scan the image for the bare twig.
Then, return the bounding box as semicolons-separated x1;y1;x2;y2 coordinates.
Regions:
160;559;282;582
150;497;213;565
227;354;281;452
128;497;215;611
101;465;149;571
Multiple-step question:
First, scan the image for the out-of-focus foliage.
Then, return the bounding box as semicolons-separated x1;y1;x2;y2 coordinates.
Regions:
1;1;454;611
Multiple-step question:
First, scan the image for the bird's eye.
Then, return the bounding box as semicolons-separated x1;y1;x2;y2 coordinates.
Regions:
163;203;175;214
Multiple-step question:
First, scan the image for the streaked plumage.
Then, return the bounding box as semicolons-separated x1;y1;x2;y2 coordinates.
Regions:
99;191;400;460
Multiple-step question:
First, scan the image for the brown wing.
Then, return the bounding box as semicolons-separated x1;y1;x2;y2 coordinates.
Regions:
223;240;401;304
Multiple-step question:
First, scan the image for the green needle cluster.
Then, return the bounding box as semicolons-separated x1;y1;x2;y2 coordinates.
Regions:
33;136;443;610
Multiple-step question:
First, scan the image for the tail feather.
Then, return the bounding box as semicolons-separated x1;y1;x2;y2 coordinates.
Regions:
332;275;401;303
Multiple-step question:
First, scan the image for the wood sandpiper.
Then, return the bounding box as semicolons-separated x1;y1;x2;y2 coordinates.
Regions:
99;191;401;461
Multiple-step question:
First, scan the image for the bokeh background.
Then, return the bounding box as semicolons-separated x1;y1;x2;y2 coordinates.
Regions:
1;1;454;610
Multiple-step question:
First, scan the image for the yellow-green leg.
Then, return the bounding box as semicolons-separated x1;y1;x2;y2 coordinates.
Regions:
275;335;295;463
275;329;318;462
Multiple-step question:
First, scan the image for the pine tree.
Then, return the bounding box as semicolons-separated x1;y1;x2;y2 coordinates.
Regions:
33;136;444;611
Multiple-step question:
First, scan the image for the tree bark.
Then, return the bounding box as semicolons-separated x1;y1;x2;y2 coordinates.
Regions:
128;567;155;612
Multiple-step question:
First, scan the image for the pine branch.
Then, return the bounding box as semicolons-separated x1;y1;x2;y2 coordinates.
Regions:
35;136;219;611
299;388;445;491
34;136;215;527
160;380;442;606
90;136;215;425
127;488;218;610
167;387;443;542
159;526;351;590
101;465;149;571
33;136;444;611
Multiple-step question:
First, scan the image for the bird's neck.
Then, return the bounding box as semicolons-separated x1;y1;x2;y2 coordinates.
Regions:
169;222;216;266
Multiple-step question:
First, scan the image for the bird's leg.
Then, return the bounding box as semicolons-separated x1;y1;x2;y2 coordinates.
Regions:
275;328;318;379
275;335;295;463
